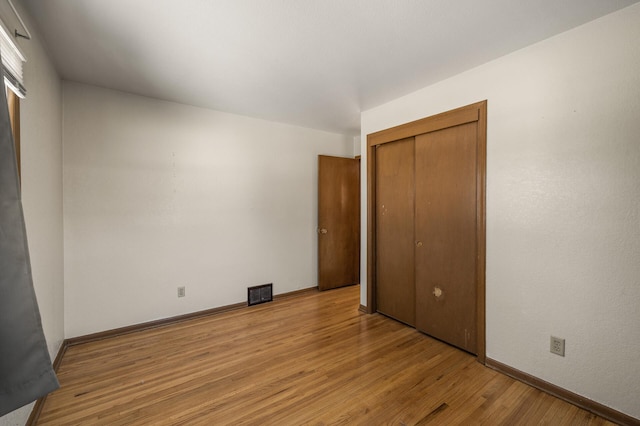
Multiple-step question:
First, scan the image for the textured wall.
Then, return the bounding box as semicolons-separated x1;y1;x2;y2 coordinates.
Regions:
63;82;352;338
360;4;640;419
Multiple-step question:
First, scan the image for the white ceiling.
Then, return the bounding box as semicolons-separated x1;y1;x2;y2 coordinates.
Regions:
22;0;639;136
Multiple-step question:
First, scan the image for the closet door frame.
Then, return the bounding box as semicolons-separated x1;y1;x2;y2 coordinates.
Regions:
366;100;487;363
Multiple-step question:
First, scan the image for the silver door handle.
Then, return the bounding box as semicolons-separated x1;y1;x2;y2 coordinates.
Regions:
318;228;328;234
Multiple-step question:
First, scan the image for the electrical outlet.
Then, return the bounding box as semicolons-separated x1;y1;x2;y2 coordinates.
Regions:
550;336;565;356
177;286;186;298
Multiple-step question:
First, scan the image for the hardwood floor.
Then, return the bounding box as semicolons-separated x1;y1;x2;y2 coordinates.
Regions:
37;285;614;425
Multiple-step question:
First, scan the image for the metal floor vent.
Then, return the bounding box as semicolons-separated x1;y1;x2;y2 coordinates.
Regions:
248;283;273;306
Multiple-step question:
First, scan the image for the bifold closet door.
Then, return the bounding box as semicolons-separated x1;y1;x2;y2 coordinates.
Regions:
375;137;415;326
414;122;478;354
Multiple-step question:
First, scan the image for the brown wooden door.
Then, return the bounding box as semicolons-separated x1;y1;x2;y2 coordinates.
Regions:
318;155;360;291
415;122;478;354
375;138;416;326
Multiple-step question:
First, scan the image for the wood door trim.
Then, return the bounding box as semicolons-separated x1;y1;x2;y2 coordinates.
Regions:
366;144;377;313
368;103;480;147
366;100;487;362
476;102;487;363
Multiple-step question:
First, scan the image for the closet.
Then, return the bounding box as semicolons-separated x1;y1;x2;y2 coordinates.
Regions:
367;101;486;358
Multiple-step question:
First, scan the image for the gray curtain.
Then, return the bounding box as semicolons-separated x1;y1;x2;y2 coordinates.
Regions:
0;52;59;416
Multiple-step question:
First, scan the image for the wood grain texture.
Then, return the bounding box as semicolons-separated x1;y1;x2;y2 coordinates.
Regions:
62;287;320;348
366;143;377;313
486;359;640;426
475;101;488;364
36;285;617;425
318;155;360;290
64;302;248;347
368;103;479;147
415;123;477;354
26;342;69;426
366;101;487;360
375;137;416;326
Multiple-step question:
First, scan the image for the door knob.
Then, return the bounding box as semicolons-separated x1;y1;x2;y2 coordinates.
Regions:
318;228;328;234
416;241;423;247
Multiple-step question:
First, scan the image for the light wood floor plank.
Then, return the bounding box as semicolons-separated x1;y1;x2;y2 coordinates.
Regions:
36;285;615;425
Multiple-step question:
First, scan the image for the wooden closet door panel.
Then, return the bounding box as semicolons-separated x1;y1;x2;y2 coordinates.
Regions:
415;122;477;354
375;137;415;326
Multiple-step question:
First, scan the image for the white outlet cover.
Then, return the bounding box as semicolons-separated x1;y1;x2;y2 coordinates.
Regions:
550;336;565;356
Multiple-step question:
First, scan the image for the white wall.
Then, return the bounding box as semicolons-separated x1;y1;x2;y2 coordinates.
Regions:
353;135;361;157
360;4;640;419
0;1;64;425
63;82;352;338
